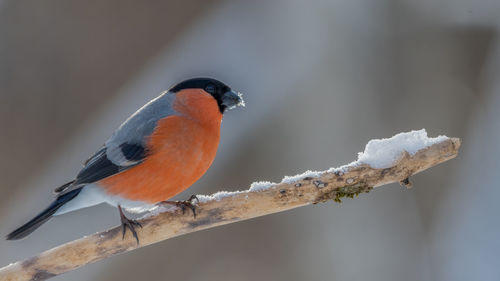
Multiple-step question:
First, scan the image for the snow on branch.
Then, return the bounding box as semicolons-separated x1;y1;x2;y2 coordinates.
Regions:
0;130;461;281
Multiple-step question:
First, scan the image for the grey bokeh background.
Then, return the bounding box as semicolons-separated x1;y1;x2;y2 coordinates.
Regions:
1;1;499;280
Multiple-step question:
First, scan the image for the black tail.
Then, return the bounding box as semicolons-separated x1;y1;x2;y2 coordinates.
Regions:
6;188;82;240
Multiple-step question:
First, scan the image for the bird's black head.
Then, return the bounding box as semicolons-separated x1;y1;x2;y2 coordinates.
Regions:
170;77;244;114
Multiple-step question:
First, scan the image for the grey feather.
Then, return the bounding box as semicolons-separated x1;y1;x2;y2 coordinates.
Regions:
105;92;177;166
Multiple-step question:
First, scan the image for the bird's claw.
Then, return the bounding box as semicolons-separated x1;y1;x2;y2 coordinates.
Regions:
160;195;199;218
119;205;142;245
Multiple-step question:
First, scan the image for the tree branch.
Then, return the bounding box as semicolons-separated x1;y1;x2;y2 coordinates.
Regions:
0;135;461;281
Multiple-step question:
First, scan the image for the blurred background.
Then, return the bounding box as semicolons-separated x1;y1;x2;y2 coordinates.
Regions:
1;0;499;280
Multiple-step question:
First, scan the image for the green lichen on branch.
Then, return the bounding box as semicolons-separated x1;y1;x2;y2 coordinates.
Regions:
315;182;373;203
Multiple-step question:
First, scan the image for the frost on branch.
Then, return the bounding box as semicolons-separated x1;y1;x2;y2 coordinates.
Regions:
356;129;448;168
197;129;450;203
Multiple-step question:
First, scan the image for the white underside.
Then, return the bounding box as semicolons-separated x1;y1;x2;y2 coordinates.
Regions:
54;184;156;215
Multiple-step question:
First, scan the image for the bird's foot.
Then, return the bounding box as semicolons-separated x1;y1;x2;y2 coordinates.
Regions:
119;205;142;245
160;195;199;218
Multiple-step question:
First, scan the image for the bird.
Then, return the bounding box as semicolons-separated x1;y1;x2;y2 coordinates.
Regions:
6;77;244;243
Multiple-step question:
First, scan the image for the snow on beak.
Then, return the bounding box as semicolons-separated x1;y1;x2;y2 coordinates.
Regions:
222;89;245;110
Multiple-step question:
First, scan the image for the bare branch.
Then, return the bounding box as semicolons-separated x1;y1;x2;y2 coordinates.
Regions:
0;137;461;281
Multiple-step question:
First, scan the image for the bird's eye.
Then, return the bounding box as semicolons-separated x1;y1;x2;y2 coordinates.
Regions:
205;84;216;94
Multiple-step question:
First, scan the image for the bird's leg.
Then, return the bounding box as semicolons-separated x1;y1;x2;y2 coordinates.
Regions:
160;195;199;218
118;205;142;245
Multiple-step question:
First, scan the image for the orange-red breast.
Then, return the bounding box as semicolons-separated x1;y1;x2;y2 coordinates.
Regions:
6;78;244;242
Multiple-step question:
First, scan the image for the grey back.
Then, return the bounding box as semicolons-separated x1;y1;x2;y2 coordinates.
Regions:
105;91;178;166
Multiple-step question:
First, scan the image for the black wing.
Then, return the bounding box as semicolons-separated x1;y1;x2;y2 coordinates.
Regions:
55;144;148;195
119;143;147;162
75;144;147;185
74;147;122;185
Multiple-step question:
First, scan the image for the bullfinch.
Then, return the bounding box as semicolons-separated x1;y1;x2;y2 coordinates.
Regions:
6;77;245;243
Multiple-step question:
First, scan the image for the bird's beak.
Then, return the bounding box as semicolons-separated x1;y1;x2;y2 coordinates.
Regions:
222;90;245;110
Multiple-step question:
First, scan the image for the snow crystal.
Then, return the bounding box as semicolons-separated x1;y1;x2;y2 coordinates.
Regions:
197;182;276;203
226;91;246;110
236;92;246;107
249;181;275;191
140;204;178;219
4;262;16;269
281;170;324;184
356;129;448;168
197;190;244;203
